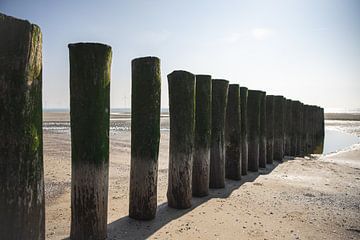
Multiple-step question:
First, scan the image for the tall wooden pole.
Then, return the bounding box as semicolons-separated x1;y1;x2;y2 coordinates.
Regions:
129;57;161;219
192;74;212;197
167;71;195;209
225;84;241;180
273;96;285;161
0;14;45;240
265;95;275;164
210;79;229;188
247;90;262;172
259;91;267;168
69;43;112;240
240;87;248;175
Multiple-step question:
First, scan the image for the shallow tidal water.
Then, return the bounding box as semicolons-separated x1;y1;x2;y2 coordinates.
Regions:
323;129;360;155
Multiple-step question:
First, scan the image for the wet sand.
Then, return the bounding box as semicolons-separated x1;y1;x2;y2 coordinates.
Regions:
44;113;360;240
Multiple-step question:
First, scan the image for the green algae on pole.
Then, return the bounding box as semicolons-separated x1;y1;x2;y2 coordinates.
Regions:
130;57;161;219
247;90;262;172
210;79;229;188
192;75;212;197
69;43;112;240
273;96;285;161
240;87;248;175
296;102;304;156
167;71;195;208
258;91;267;168
225;84;242;180
0;14;44;240
265;95;275;164
290;101;300;156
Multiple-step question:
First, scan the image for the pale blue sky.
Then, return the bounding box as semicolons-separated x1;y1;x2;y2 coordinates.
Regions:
1;0;359;109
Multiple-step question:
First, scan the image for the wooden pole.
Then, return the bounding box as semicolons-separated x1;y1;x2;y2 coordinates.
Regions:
210;79;229;188
69;43;112;240
284;99;293;156
265;95;275;164
225;84;241;180
192;74;212;197
240;87;248;175
259;91;267;168
167;70;195;209
0;13;45;240
129;57;161;219
273;96;285;161
247;90;262;172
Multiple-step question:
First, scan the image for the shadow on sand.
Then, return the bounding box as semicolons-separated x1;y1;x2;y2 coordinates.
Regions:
105;161;280;240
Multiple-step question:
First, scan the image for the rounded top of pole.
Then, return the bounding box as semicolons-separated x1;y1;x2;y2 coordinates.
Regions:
68;42;112;51
212;79;229;84
167;70;195;81
196;74;211;79
248;89;263;95
132;56;160;65
229;83;240;87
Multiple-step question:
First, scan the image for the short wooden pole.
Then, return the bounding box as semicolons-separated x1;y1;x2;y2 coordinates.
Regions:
0;13;45;240
273;96;285;161
265;95;275;164
129;57;161;220
167;70;195;209
259;91;267;168
225;84;241;180
240;87;248;175
247;90;262;171
192;74;212;197
69;43;112;240
210;79;229;188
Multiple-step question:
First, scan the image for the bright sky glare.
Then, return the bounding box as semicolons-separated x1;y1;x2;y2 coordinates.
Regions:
1;0;359;109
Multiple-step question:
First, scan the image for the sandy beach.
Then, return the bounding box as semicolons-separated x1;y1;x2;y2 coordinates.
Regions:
43;112;360;240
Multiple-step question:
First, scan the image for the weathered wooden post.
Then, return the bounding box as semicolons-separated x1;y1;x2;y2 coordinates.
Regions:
240;87;248;175
192;75;212;197
290;101;299;156
247;90;262;171
167;71;195;208
296;102;304;156
259;91;267;168
265;95;275;164
284;99;293;156
0;14;45;240
301;104;308;155
273;96;285;161
129;57;161;219
210;79;229;188
225;84;241;180
69;43;112;240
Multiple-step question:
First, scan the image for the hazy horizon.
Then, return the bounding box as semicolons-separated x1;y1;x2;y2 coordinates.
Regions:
1;0;359;109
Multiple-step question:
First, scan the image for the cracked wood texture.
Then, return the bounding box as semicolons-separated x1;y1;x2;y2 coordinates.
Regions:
259;91;267;168
69;42;112;240
0;13;45;240
247;90;262;172
273;96;285;161
240;87;248;175
265;95;275;164
192;75;212;197
130;57;161;219
167;70;195;209
210;79;229;188
225;84;241;180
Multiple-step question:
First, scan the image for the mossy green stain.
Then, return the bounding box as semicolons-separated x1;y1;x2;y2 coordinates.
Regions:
131;57;161;161
69;43;112;166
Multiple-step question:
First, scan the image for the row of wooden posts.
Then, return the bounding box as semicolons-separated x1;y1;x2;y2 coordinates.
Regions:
0;14;325;240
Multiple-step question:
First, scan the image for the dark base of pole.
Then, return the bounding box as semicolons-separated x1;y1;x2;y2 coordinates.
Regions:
248;139;259;172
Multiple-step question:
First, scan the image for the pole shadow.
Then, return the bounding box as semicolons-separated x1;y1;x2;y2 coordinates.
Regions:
105;161;280;240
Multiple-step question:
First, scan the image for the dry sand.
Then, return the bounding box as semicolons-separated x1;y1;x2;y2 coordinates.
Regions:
44;114;360;240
